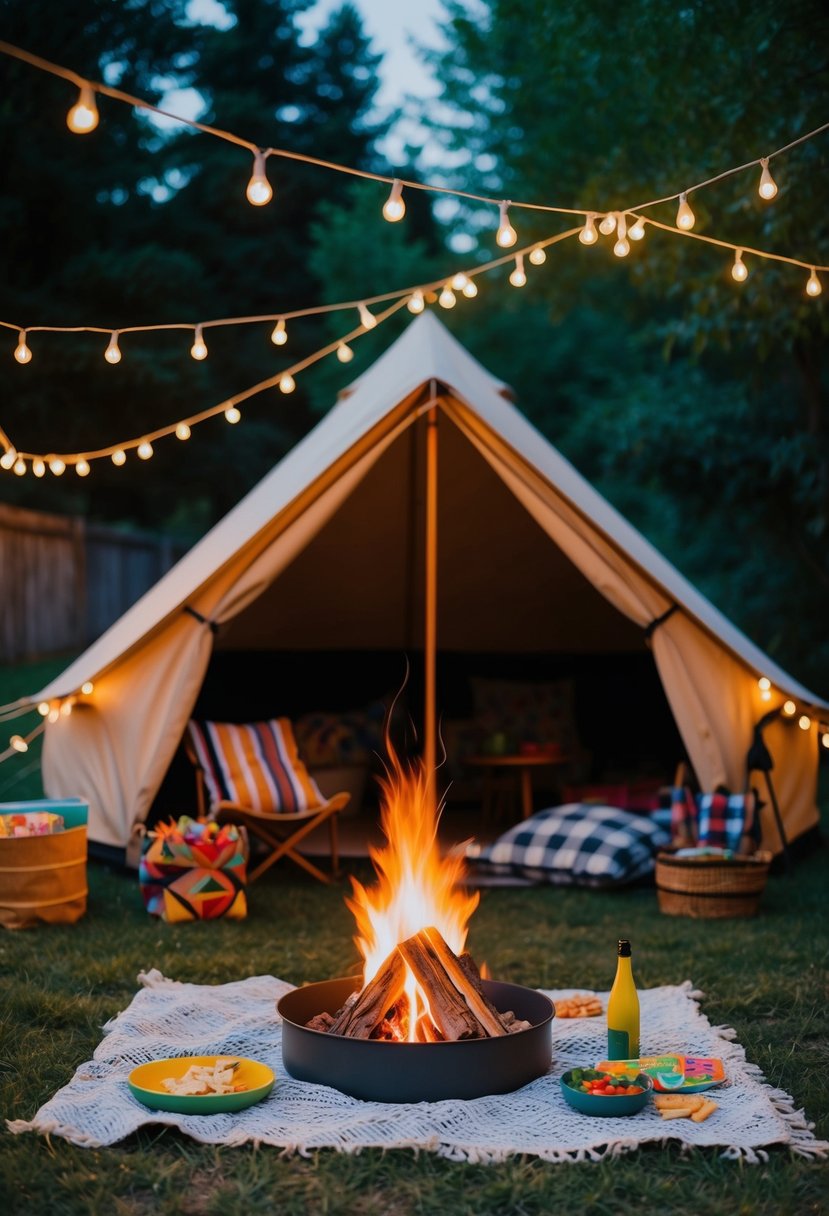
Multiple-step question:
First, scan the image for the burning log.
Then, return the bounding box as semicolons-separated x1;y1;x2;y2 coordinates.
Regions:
328;949;407;1039
399;926;509;1039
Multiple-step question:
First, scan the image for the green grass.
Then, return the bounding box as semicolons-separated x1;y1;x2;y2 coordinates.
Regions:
1;658;827;1215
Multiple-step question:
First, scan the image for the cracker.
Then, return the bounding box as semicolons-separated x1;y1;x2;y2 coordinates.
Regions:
690;1099;718;1123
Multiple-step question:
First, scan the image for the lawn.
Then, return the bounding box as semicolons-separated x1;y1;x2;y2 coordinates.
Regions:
1;659;828;1216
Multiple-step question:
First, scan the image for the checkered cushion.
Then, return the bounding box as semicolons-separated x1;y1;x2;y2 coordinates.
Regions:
187;719;324;815
467;804;671;887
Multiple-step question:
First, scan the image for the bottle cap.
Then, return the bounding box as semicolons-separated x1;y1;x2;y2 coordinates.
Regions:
618;939;631;956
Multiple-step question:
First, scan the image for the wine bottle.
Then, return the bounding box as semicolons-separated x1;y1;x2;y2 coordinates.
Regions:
607;939;640;1060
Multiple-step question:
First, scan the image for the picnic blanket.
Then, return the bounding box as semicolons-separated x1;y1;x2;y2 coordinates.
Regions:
8;971;827;1164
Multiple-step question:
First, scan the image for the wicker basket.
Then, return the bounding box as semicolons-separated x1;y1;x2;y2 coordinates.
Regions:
655;850;772;919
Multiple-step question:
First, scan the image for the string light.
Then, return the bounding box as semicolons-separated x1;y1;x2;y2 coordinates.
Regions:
462;278;478;298
823;731;829;749
732;249;748;281
48;456;65;475
598;213;616;236
245;150;272;206
496;201;517;248
9;735;28;753
66;82;98;134
806;269;822;297
270;319;287;345
676;192;696;230
279;373;295;393
136;441;153;460
438;282;456;308
407;290;425;314
47;706;59;723
190;324;208;360
799;714;811;730
111;449;126;466
0;450;16;470
509;254;527;287
13;458;26;476
224;406;241;424
14;330;31;363
175;422;190;440
60;699;73;717
629;215;646;241
37;702;49;716
529;245;547;265
104;331;122;364
357;303;377;330
758;157;778;200
81;681;94;695
579;214;598;245
336;341;354;363
451;272;469;291
32;458;45;477
758;676;772;702
782;700;797;716
613;213;630;257
75;459;90;476
382;178;405;222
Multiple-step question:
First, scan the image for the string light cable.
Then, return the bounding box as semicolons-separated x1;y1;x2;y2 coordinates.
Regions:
0;39;827;247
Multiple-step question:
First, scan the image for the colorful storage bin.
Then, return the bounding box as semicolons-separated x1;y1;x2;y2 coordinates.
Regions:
139;817;247;922
0;798;89;930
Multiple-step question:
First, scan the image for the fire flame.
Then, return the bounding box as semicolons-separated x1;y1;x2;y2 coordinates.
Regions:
346;742;479;999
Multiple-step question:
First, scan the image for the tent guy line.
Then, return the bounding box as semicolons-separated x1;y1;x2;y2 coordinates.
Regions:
0;38;827;264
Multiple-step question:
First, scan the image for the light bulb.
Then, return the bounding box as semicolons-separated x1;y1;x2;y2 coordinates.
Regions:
382;178;405;222
105;332;122;364
579;215;598;245
629;216;646;241
336;342;354;363
676;192;695;230
14;331;31;364
758;677;771;691
111;449;126;466
270;319;287;345
13;458;26;476
81;681;94;695
732;250;748;282
136;442;153;460
799;714;811;730
225;406;241;424
496;201;517;248
48;456;65;476
509;254;526;287
190;324;208;360
60;700;73;717
37;702;50;717
760;688;772;701
10;735;28;753
783;699;796;716
67;83;99;134
407;290;425;314
75;459;90;476
462;279;478;298
529;245;547;265
246;150;273;206
614;237;630;257
48;707;60;724
32;458;45;478
451;272;468;290
598;213;616;236
806;269;822;298
823;732;829;749
175;422;191;440
358;303;377;330
0;449;16;470
438;284;456;309
758;158;777;200
279;373;295;394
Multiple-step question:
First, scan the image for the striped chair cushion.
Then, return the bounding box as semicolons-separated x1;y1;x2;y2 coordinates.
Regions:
187;719;324;815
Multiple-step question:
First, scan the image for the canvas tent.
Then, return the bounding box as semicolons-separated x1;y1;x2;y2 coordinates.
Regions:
27;311;827;859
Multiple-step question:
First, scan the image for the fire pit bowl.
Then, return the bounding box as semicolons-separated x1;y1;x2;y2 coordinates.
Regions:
277;975;555;1103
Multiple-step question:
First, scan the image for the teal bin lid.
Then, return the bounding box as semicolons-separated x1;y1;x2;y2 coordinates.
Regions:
0;798;88;829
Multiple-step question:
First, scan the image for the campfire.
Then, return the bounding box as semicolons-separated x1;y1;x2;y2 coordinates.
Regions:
277;744;554;1102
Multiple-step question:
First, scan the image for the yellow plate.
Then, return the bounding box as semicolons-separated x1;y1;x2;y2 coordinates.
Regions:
128;1055;275;1115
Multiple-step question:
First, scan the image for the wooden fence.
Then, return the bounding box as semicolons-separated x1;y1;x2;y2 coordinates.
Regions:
0;503;187;664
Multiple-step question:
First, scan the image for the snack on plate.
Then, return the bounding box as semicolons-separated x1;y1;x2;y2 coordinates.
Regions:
162;1058;246;1097
555;994;603;1018
654;1093;718;1122
565;1068;646;1095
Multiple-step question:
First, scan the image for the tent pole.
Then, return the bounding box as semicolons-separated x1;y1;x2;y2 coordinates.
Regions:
424;392;439;797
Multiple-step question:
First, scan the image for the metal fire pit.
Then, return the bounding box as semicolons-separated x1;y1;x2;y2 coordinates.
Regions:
277;975;554;1103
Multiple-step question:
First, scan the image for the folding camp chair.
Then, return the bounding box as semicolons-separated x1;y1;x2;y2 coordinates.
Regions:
185;719;349;884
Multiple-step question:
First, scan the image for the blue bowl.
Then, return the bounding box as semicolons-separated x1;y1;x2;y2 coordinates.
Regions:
560;1068;653;1117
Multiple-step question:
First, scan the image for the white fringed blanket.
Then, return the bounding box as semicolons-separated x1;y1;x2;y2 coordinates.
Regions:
8;972;827;1164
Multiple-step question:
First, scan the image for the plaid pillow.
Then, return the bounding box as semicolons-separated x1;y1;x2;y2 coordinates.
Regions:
697;791;756;853
467;804;670;887
187;719;324;815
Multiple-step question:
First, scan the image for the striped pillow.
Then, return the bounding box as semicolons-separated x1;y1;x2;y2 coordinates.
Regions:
187;719;324;815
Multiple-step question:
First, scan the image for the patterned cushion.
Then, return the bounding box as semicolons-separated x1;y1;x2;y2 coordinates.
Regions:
187;719;324;814
467;804;670;887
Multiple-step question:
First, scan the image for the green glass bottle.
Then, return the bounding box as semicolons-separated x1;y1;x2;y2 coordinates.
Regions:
607;939;640;1061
